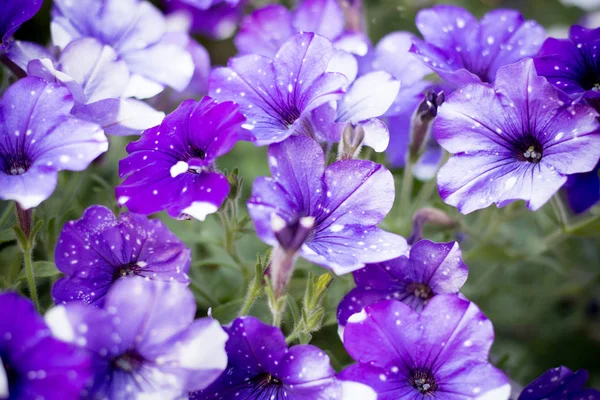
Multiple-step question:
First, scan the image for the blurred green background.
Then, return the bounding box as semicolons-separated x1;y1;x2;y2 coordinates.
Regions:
1;0;599;392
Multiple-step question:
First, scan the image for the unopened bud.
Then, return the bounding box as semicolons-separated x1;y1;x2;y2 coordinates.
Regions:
408;90;445;162
339;123;365;160
226;168;243;201
407;207;457;245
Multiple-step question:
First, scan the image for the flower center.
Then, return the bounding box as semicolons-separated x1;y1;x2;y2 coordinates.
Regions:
112;262;145;281
112;350;144;372
4;158;31;176
407;282;434;300
409;368;438;395
515;137;543;164
256;373;282;388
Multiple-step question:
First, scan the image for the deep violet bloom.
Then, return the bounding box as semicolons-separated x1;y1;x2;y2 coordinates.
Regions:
51;0;194;99
337;240;468;328
46;277;228;399
534;26;600;106
247;135;406;274
0;0;42;50
435;59;600;214
518;366;600;400
53;205;191;306
116;97;246;221
339;296;511;400
410;5;545;87
26;38;165;136
165;0;247;40
0;292;92;400
209;32;348;146
234;0;370;59
564;161;600;213
0;77;108;210
191;316;376;400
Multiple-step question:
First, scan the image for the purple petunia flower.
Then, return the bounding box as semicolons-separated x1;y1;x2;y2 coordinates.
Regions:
26;38;165;136
247;135;406;274
51;0;194;99
435;59;600;214
564;161;600;213
0;292;92;400
410;5;545;87
234;0;370;59
46;277;228;399
337;240;468;328
534;26;600;107
165;0;247;40
191;316;376;400
209;32;349;146
339;296;511;400
53;205;191;306
0;77;108;210
116;96;247;221
518;366;600;400
0;0;42;50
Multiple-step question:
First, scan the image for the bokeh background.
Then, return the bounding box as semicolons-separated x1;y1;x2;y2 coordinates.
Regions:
1;0;599;392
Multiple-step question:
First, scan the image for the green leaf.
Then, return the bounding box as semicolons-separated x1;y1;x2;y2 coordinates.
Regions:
0;229;15;244
211;299;244;324
17;261;60;281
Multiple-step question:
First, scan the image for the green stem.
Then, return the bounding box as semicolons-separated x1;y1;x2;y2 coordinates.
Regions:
550;195;569;228
23;245;40;311
238;286;260;316
285;322;304;344
399;158;414;223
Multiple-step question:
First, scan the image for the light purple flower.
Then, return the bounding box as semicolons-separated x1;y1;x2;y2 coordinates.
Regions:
51;0;194;99
337;240;467;328
247;135;406;274
0;292;92;400
518;366;600;400
435;59;600;214
339;296;511;400
410;5;545;87
564;161;599;214
165;0;247;40
116;96;246;221
26;38;165;136
0;0;42;50
235;0;370;59
46;277;228;399
191;316;374;400
0;77;108;210
209;32;348;146
534;26;600;106
53;205;191;307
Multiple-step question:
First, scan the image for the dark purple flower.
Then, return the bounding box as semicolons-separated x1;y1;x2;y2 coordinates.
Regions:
46;277;228;399
116;96;246;221
435;59;600;214
410;5;545;87
52;0;194;99
518;366;600;400
0;0;42;50
53;205;191;306
0;292;92;400
165;0;247;40
209;32;348;146
337;240;468;328
0;77;108;210
247;135;406;274
534;26;600;105
564;161;600;213
192;316;374;400
26;38;165;136
339;296;511;400
235;0;370;59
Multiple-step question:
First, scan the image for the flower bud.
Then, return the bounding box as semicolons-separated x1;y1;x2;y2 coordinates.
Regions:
338;123;365;160
409;90;445;162
408;207;457;245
